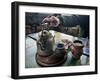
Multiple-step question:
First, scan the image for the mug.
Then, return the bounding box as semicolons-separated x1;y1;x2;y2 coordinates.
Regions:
70;40;84;59
55;43;66;57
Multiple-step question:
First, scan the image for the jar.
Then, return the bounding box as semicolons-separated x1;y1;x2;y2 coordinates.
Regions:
55;43;66;57
70;40;84;59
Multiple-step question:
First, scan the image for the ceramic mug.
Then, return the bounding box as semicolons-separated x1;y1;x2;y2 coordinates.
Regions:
70;40;84;59
55;43;66;57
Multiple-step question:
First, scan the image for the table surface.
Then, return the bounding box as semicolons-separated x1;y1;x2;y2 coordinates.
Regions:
25;30;89;68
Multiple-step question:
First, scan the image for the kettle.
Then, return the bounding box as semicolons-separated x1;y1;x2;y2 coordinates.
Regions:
37;30;55;56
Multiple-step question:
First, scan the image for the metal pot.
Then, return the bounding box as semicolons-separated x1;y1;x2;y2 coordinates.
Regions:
37;30;55;56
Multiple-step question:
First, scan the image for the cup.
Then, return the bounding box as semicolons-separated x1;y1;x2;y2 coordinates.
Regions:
71;40;84;59
55;43;66;57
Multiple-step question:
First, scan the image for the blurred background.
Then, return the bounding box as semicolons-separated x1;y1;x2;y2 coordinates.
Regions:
25;12;89;38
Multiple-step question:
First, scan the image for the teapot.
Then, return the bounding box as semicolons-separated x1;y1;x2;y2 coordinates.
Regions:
37;30;55;56
36;30;67;66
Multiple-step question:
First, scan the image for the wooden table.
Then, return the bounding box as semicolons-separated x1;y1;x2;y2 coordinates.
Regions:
25;30;89;68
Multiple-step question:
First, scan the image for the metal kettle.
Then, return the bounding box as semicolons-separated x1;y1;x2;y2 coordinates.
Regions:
37;30;55;56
